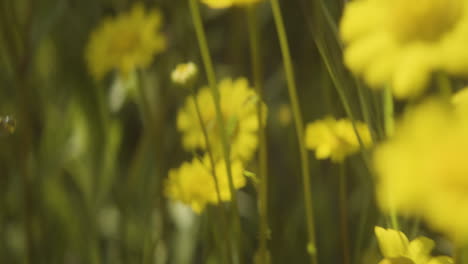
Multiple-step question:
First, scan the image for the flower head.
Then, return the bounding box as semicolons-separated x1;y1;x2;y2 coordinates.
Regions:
85;3;166;80
374;226;453;264
305;117;372;162
171;62;198;86
164;156;245;213
201;0;263;9
177;77;266;161
340;0;468;99
374;99;468;241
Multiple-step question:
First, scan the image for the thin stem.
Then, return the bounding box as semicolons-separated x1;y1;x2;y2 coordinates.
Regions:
269;1;318;263
190;86;232;264
247;5;270;264
436;72;452;99
382;86;400;231
188;0;242;261
338;163;351;264
383;87;394;138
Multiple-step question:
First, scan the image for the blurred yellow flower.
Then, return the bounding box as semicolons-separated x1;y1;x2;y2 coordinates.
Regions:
164;156;245;213
340;0;468;99
201;0;263;9
374;99;468;241
177;77;266;161
171;62;198;86
85;3;166;80
305;117;372;162
374;226;453;264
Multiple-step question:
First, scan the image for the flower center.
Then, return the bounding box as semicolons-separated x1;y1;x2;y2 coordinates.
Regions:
111;30;141;55
389;0;463;42
204;113;239;145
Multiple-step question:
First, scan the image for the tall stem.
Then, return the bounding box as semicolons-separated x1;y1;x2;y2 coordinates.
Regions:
188;0;242;261
269;1;318;263
383;86;399;231
338;163;350;264
383;87;394;138
190;87;232;264
247;5;270;264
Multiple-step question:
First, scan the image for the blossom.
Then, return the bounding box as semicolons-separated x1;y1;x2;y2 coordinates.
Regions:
305;117;372;162
164;156;245;213
171;62;198;86
85;3;166;80
177;77;266;161
340;0;468;99
201;0;263;9
374;226;453;264
374;99;468;241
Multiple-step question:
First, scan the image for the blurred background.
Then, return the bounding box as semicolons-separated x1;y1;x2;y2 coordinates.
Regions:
0;0;396;263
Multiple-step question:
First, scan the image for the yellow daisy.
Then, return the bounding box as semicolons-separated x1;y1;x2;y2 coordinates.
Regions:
177;77;266;161
85;3;166;80
340;0;468;99
374;226;453;264
374;99;468;241
305;117;372;162
164;156;245;213
201;0;264;9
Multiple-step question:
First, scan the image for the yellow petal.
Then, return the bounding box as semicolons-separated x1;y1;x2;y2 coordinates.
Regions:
375;226;410;258
407;236;435;263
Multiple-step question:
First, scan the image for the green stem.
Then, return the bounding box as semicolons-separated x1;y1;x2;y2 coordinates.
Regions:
315;43;371;166
383;86;394;138
188;0;242;261
269;1;318;263
338;163;351;264
436;72;452;99
382;86;400;231
247;5;270;264
190;86;232;264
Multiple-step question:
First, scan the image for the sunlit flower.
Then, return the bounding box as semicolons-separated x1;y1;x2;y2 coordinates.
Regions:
177;77;266;161
305;117;372;162
374;99;468;241
201;0;263;9
164;156;245;213
85;3;166;80
171;62;198;86
340;0;468;99
374;226;453;264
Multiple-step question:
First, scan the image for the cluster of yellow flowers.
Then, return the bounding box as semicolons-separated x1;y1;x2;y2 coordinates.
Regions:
340;0;468;98
374;226;453;264
305;117;372;163
340;0;468;244
85;3;166;80
374;93;468;241
164;77;265;213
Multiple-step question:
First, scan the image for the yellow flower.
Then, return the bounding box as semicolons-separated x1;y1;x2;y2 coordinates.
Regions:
164;156;245;213
305;117;372;162
85;3;166;80
374;226;453;264
171;62;198;86
177;77;266;161
201;0;263;9
374;99;468;241
340;0;468;99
